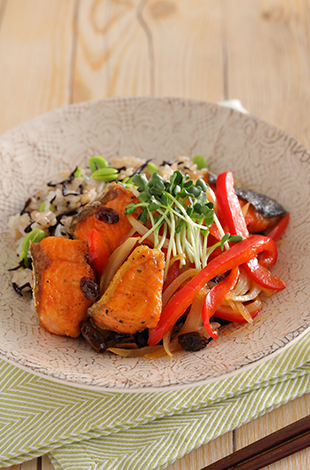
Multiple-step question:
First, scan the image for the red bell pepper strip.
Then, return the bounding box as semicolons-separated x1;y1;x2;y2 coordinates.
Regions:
202;267;239;339
267;213;290;242
209;222;222;241
163;260;180;291
88;229;111;276
216;170;285;275
216;171;249;238
148;234;282;346
242;257;286;290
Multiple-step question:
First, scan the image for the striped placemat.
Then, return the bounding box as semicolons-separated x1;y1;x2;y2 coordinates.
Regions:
0;329;310;469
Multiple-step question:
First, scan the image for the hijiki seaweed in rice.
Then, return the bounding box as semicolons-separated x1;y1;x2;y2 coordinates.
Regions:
8;155;289;358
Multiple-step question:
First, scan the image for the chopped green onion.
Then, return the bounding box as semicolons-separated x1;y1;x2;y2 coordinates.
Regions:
147;162;159;175
192;155;207;170
74;167;82;178
91;167;118;182
89;156;108;173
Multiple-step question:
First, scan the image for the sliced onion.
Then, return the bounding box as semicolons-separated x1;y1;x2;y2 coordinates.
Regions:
100;236;138;293
169;253;186;267
144;343;183;359
178;287;208;335
207;186;218;213
162;268;200;308
241;201;251;216
131;186;140;198
113;343;138;350
229;268;250;297
227;283;262;302
217;298;262;316
215;297;262;316
127;214;169;248
245;298;262;313
198;323;220;339
163;330;173;358
227;300;254;324
107;346;162;357
161;287;209;357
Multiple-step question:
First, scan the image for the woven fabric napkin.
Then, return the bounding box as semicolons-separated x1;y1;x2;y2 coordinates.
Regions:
1;100;309;470
0;331;310;470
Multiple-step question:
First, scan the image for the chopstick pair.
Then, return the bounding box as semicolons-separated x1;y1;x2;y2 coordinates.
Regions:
201;414;310;470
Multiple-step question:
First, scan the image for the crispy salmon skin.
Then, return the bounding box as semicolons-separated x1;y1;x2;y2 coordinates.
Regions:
206;172;285;233
70;182;139;253
30;237;95;338
88;245;165;334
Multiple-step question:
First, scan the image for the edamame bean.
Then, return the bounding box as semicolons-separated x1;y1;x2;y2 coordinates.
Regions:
91;167;118;182
39;202;54;212
192;155;207;170
99;173;119;182
20;229;46;266
147;162;159;175
89;156;108;173
22;229;46;253
121;176;134;189
74;167;82;178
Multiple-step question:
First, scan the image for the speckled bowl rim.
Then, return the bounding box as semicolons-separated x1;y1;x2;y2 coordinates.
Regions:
0;96;309;393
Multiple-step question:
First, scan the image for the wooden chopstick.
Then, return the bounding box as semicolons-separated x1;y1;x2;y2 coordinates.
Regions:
201;414;310;470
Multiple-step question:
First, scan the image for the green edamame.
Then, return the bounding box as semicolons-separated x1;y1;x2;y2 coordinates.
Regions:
73;167;82;178
39;202;54;212
91;167;118;182
147;162;159;175
192;155;207;170
89;156;108;173
22;229;46;253
20;229;46;266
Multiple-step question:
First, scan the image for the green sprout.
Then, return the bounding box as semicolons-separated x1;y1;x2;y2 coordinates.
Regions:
125;170;242;277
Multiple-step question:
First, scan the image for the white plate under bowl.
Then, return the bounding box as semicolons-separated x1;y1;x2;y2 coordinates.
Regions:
0;97;309;393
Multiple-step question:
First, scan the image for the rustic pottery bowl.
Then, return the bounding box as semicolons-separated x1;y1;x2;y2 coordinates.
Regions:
0;97;308;392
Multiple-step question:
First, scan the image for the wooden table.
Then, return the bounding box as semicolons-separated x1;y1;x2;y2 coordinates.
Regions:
1;1;310;469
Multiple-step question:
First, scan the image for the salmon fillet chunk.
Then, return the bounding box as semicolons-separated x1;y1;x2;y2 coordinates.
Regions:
30;237;95;338
88;245;165;334
70;182;139;253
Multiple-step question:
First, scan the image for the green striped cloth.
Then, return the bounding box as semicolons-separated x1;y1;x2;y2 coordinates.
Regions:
1;100;309;470
1;330;310;469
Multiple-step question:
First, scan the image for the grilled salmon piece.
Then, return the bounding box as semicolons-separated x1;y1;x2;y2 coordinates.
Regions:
70;183;138;253
239;199;281;233
88;245;165;334
30;237;95;338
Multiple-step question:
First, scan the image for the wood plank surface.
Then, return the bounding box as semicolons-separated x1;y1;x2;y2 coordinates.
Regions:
141;0;225;101
0;1;310;469
72;0;152;101
0;0;75;134
225;0;310;149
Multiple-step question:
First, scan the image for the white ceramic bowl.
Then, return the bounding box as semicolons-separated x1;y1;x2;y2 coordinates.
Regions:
0;97;309;392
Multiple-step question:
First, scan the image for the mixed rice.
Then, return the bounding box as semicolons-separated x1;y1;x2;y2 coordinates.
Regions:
8;156;205;295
